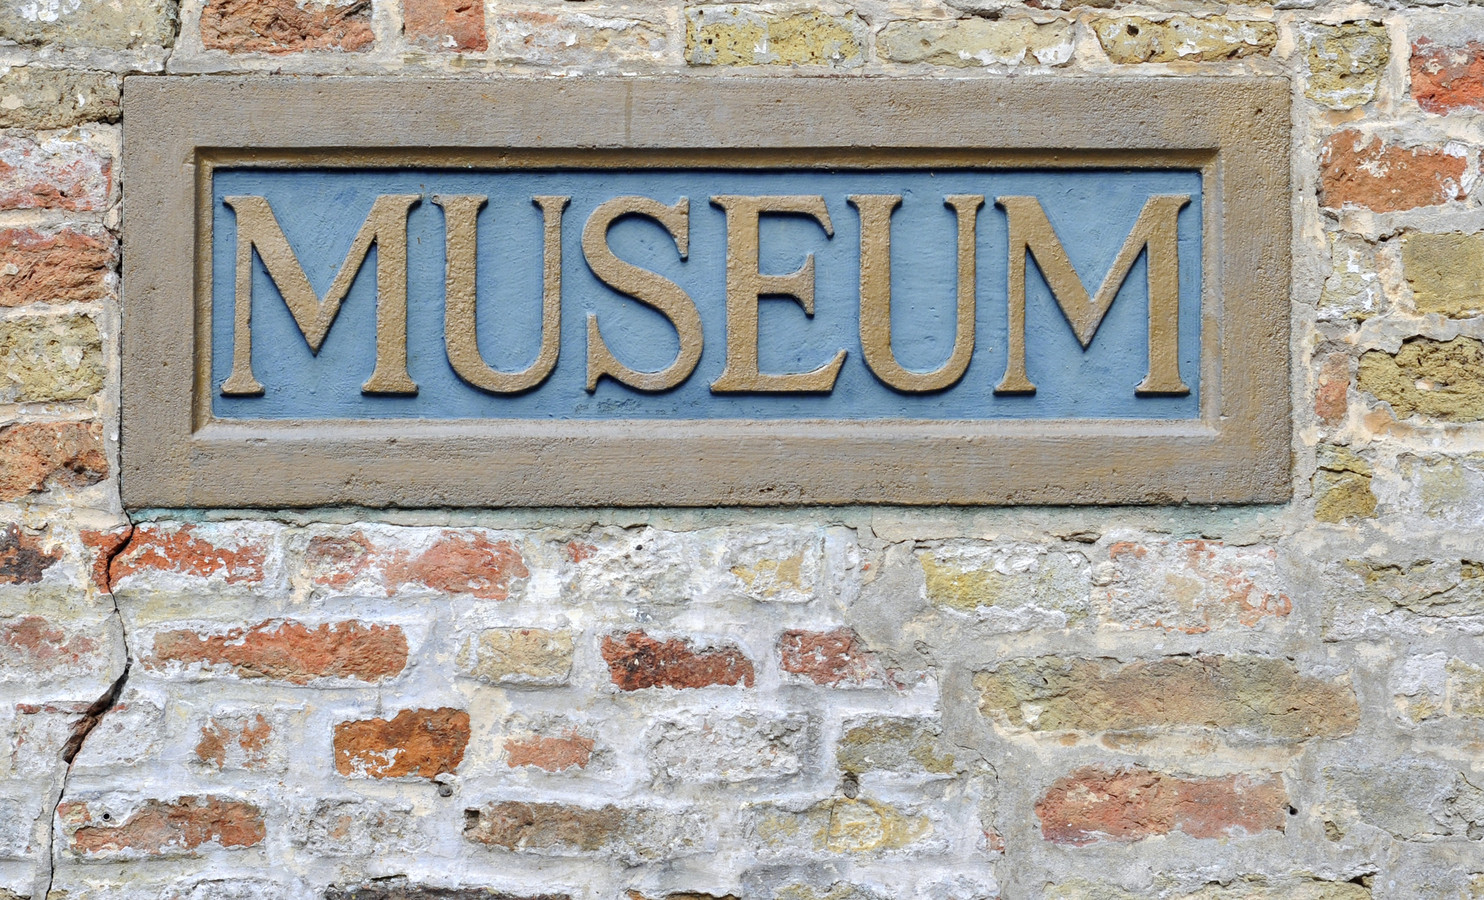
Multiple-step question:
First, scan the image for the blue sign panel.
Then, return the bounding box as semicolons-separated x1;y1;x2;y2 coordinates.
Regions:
209;167;1202;421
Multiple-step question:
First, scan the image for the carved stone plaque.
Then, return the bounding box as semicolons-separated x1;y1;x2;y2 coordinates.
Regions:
122;76;1290;508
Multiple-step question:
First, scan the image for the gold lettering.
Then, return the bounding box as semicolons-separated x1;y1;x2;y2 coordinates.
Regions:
995;194;1191;396
582;196;702;392
710;195;845;394
221;193;420;396
435;194;567;394
851;194;983;392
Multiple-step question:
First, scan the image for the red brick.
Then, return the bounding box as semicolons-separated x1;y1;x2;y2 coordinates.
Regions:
60;795;265;856
201;0;374;53
196;713;274;771
149;619;407;684
334;707;470;779
306;529;529;599
0;226;116;307
0;524;58;585
392;532;527;598
404;0;487;51
0;422;107;501
111;524;266;585
1412;39;1484;115
601;631;755;691
1316;351;1351;425
80;525;132;594
0;135;111;212
1036;766;1288;845
1319;129;1467;212
0;615;98;670
505;730;595;772
779;628;884;686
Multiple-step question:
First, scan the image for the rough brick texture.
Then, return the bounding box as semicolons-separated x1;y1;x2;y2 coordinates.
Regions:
14;1;1484;898
0;227;117;307
200;0;374;53
1037;767;1288;845
334;708;470;779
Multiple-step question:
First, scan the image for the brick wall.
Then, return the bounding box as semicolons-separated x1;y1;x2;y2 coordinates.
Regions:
2;0;1483;897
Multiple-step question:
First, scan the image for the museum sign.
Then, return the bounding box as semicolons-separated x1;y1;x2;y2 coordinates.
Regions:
121;76;1289;507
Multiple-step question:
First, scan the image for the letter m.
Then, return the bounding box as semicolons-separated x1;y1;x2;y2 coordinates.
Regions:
220;194;421;396
994;194;1191;397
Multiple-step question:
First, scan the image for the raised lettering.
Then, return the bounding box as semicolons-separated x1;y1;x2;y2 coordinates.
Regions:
851;194;983;392
995;194;1191;397
582;196;702;393
435;194;568;394
710;195;845;394
221;193;420;396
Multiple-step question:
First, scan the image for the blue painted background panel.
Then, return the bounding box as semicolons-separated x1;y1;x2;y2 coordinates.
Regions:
210;167;1202;420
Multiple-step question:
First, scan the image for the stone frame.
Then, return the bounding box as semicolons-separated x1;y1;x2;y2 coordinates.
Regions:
120;75;1290;508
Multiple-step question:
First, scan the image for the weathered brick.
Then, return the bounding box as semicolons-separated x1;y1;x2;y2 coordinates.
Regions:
1402;232;1484;317
837;717;959;776
150;619;406;683
112;523;267;585
463;801;706;862
200;0;373;53
59;795;265;857
0;135;111;212
1048;879;1369;899
1413;39;1484;115
0;615;101;680
1307;23;1389;109
0;421;106;500
80;525;131;594
1093;16;1276;64
1395;654;1484;722
1096;540;1291;633
0;316;104;402
504;729;594;772
602;631;755;691
751;797;934;853
878;19;1073;67
919;542;1091;627
975;655;1359;741
1037;766;1287;845
1391;454;1484;526
771;886;888;900
196;713;276;771
1319;130;1467;212
404;0;486;52
492;10;671;65
0;226;117;308
305;529;529;600
459;627;572;685
1319;234;1386;321
1359;336;1484;422
1322;759;1484;841
291;798;427;856
0;69;120;130
1313;445;1377;522
648;714;811;783
1316;351;1351;425
686;8;864;68
0;0;177;49
334;708;469;779
779;628;885;687
1336;557;1484;620
0;524;58;584
327;877;570;899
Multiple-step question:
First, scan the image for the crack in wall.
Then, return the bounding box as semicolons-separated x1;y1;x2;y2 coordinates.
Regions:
38;521;135;900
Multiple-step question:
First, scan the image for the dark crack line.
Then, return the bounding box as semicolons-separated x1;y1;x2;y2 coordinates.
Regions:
39;521;134;900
